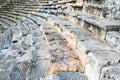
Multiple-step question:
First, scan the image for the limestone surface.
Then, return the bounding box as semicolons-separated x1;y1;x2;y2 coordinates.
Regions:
52;72;88;80
0;0;120;80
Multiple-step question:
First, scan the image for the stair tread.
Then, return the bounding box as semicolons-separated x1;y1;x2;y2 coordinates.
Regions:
53;72;88;80
47;15;114;53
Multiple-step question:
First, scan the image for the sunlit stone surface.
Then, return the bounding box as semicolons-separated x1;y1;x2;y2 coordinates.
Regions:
0;0;120;80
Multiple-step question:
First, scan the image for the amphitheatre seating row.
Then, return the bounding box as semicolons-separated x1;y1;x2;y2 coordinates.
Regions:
34;1;120;80
0;0;120;80
37;0;120;51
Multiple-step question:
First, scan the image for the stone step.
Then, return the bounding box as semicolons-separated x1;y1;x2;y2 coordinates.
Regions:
13;5;40;9
106;31;120;51
38;6;120;51
26;15;40;25
65;0;120;20
42;3;56;7
11;26;22;50
82;0;120;5
0;5;12;10
22;18;37;30
50;9;120;40
0;11;38;27
20;13;39;29
4;40;11;49
76;13;120;39
0;34;7;50
47;15;114;52
11;10;33;15
0;13;21;21
13;8;37;12
39;19;85;73
0;11;28;18
11;7;37;10
100;64;120;80
0;28;12;49
39;2;120;41
0;24;4;34
85;51;120;80
0;16;51;80
0;19;10;29
83;4;120;20
0;18;15;26
52;72;88;80
46;14;119;73
67;4;83;12
20;34;32;51
17;21;30;34
27;28;51;80
0;14;20;23
37;9;61;16
0;11;31;21
40;5;58;10
28;14;43;25
41;3;67;11
56;0;76;4
40;3;120;80
0;49;17;80
32;12;50;20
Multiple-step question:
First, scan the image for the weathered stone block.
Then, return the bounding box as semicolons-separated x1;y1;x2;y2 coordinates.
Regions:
85;51;120;80
8;61;30;80
100;64;120;80
51;49;85;74
77;14;120;39
83;21;106;39
29;59;50;79
106;31;120;51
52;72;88;80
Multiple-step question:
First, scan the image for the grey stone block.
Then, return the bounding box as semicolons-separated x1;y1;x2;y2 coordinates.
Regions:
106;31;120;51
52;72;88;80
101;64;120;80
85;51;120;80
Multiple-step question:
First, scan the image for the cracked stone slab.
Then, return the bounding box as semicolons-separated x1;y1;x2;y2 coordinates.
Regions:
52;72;88;80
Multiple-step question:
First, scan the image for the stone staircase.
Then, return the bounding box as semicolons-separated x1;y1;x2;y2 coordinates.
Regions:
0;0;120;80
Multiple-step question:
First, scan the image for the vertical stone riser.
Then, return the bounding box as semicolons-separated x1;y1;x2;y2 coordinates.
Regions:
83;21;106;40
58;14;67;20
68;16;84;28
54;23;77;49
106;32;120;51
